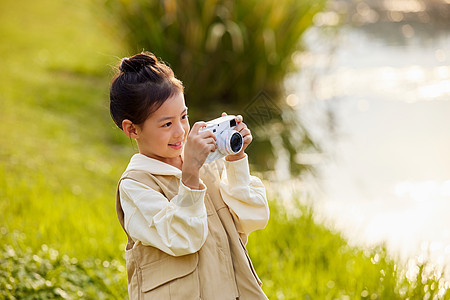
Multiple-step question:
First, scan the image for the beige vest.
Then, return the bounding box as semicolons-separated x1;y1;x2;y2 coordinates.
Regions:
116;161;268;300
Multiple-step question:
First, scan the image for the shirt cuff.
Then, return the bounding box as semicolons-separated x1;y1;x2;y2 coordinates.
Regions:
223;154;251;186
171;179;207;209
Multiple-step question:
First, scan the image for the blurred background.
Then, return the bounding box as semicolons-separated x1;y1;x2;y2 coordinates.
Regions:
291;0;450;281
1;0;449;298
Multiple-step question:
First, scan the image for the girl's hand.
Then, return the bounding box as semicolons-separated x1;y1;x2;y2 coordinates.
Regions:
182;122;217;189
222;112;252;161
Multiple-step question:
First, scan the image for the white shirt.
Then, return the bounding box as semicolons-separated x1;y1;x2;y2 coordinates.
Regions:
119;153;269;256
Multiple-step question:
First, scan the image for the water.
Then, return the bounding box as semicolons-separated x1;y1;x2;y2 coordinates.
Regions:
285;0;450;276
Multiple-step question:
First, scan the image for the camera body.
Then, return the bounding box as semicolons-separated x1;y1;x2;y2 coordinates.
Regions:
200;115;243;163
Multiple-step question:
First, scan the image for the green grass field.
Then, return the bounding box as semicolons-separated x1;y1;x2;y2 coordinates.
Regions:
1;0;449;299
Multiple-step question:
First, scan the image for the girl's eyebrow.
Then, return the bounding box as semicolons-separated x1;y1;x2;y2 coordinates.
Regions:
157;107;187;122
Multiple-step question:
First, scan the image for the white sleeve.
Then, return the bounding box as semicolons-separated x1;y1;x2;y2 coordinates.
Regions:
219;155;270;235
119;178;208;256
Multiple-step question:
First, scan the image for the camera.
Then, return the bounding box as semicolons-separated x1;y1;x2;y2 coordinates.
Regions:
200;115;243;163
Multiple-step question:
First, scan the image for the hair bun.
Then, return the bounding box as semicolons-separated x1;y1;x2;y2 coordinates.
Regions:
119;52;158;73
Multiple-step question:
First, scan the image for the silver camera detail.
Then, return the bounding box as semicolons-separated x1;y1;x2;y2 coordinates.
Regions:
200;115;243;163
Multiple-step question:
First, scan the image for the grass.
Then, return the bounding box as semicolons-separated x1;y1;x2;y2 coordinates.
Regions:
0;0;130;260
249;201;450;299
0;0;449;299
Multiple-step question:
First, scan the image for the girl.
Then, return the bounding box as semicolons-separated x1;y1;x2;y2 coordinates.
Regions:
110;52;269;300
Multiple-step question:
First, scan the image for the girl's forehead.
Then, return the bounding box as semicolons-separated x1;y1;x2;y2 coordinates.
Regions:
151;93;187;120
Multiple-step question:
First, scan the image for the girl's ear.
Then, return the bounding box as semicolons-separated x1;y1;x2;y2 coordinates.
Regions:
122;119;139;139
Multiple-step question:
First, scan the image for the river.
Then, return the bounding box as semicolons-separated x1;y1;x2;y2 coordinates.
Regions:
283;0;450;278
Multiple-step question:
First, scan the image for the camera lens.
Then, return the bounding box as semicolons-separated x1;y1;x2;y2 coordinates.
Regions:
230;132;243;153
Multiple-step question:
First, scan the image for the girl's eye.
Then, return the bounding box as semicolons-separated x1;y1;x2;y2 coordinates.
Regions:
162;122;172;127
182;114;189;120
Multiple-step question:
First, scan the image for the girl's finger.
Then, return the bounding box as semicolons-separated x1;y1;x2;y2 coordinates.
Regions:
198;129;217;140
205;137;216;145
239;128;251;137
234;122;248;132
242;134;253;145
191;121;207;134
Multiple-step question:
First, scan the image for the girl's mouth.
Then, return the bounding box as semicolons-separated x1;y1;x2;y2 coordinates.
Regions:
169;141;183;150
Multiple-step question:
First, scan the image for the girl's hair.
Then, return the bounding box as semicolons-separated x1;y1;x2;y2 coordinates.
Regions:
109;52;184;130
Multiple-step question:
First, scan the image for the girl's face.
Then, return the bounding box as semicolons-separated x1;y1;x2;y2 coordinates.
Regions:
136;92;190;165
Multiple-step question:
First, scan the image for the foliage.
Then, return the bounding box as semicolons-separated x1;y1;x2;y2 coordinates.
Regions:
103;0;327;175
0;234;126;299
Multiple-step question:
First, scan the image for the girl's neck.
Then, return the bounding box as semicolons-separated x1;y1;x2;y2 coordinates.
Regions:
141;152;183;170
170;155;183;170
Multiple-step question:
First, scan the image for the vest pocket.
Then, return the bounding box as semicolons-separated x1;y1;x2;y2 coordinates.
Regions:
139;252;200;299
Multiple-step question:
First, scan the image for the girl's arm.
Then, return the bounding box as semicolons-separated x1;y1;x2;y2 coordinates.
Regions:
219;154;270;235
119;178;208;256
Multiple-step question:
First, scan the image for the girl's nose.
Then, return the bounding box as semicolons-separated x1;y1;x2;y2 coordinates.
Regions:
174;122;185;138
